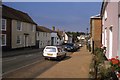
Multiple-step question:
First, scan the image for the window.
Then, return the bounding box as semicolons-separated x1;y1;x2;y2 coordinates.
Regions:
31;24;35;32
17;21;22;31
17;35;21;44
105;10;107;20
1;34;6;46
43;33;45;36
45;47;56;52
31;37;34;43
2;19;6;31
41;41;42;46
41;33;42;37
37;32;39;37
58;48;62;52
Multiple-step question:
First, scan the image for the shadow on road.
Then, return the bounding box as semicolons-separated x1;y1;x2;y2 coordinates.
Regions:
49;56;71;62
62;56;71;61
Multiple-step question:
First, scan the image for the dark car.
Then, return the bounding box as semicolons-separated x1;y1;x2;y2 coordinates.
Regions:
64;43;77;52
74;43;80;49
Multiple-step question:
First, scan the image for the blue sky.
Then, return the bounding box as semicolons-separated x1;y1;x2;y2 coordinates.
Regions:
3;2;102;32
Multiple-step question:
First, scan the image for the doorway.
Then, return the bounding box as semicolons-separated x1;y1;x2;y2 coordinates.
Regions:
24;35;28;47
109;27;112;59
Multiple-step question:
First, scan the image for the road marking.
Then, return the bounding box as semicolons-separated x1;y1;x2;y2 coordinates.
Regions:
3;58;44;75
2;58;17;62
25;54;33;57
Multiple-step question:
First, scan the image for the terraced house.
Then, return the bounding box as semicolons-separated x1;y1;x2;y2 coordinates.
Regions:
90;14;102;53
2;5;37;51
36;26;51;48
101;1;120;59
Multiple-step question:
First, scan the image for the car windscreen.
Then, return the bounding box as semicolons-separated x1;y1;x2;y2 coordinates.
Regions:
66;43;74;46
45;47;56;52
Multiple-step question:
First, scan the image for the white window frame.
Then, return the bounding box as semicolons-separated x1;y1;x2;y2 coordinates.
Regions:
32;37;34;44
16;35;22;44
41;41;42;46
105;10;107;20
46;33;47;37
1;19;6;31
1;34;6;46
43;32;45;36
37;32;39;37
17;21;22;31
31;24;35;32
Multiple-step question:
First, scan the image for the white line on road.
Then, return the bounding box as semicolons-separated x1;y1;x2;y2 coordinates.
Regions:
2;58;17;62
25;54;33;57
3;58;44;75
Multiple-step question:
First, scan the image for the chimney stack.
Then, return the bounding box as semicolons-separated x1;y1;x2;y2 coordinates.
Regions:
52;26;55;31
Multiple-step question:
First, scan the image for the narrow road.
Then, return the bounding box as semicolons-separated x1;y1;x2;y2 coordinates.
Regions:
2;52;43;74
2;51;73;78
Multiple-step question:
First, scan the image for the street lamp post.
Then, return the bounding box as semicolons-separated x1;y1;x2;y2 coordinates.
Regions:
86;28;88;49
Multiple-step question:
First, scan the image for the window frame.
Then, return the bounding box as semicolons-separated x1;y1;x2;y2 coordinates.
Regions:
46;33;47;37
37;32;39;36
16;35;21;44
31;24;35;32
17;21;22;31
1;34;6;46
31;36;34;44
1;19;7;31
105;10;107;21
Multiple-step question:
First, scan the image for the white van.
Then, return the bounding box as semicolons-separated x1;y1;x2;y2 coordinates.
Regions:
43;46;66;60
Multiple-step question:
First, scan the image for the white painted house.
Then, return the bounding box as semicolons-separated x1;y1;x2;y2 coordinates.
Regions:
77;35;85;40
101;1;120;59
36;26;51;48
63;32;72;43
2;5;37;51
51;31;60;46
57;31;64;45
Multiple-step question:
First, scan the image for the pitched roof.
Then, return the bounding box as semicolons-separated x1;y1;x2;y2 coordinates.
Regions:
2;4;36;24
37;26;52;33
100;1;108;17
119;2;120;16
57;31;64;39
65;32;72;37
90;14;101;19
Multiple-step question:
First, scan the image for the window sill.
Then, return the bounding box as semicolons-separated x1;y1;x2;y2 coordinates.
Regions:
1;45;6;46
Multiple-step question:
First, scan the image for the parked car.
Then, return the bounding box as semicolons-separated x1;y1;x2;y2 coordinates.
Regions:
74;43;80;49
79;43;82;47
64;43;77;52
43;46;66;60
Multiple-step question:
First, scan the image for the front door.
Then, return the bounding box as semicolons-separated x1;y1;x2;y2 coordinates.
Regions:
51;37;54;46
24;35;28;47
109;27;112;59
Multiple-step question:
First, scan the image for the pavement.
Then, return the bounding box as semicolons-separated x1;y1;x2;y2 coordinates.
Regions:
37;46;92;78
2;48;43;58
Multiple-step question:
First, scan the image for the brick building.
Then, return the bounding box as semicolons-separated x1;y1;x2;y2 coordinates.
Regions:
90;14;102;53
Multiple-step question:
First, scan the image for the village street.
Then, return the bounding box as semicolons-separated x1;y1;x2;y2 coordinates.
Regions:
3;1;120;79
2;46;92;78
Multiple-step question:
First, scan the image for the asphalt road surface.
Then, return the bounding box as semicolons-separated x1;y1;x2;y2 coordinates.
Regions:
2;51;73;78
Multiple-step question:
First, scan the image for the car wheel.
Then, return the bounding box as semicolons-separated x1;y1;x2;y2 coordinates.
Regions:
64;53;66;58
57;56;61;61
44;57;48;60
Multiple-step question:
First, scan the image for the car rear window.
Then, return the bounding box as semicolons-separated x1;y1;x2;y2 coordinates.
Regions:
45;47;56;52
66;43;74;46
